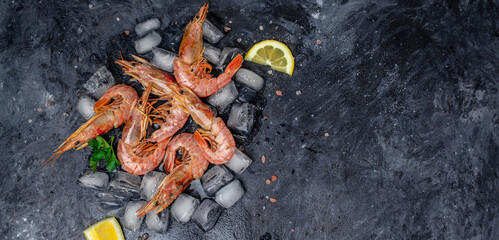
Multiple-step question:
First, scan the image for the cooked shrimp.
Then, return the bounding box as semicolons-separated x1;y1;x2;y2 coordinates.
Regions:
174;2;243;97
117;85;168;175
116;55;177;97
147;98;189;143
194;117;236;164
44;84;138;167
168;85;214;130
137;133;209;217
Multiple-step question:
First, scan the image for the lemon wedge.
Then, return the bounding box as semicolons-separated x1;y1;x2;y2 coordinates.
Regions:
245;40;295;75
83;217;125;240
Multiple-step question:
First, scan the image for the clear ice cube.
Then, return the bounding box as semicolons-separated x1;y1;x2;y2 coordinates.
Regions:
203;42;221;64
145;208;169;233
139;171;167;201
170;193;199;224
191;199;224;232
215;179;245;208
151;47;177;73
108;171;142;199
95;192;129;217
122;200;146;232
76;95;96;120
201;165;234;196
203;19;224;44
185;179;208;200
135;18;161;37
135;31;162;54
227;103;256;135
78;169;109;190
218;48;244;68
235;68;264;91
83;66;116;99
206;81;238;112
224;149;253;174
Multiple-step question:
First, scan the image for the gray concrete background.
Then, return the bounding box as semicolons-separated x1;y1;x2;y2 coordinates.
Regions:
0;0;498;239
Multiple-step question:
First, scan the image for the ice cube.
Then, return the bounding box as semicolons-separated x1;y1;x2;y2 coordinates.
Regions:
215;179;244;208
185;179;208;200
145;208;169;233
135;18;161;37
224;149;253;174
191;199;224;232
83;66;116;99
218;48;244;68
203;19;224;44
78;169;109;190
77;95;96;120
201;165;234;196
95;192;129;217
227;103;255;135
237;86;257;103
235;68;264;91
203;43;221;64
135;31;162;54
122;200;146;232
108;171;142;199
151;47;177;73
170;193;199;224
139;171;167;201
206;81;238;112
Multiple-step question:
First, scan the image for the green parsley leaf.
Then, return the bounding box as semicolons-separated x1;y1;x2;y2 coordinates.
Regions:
88;136;120;173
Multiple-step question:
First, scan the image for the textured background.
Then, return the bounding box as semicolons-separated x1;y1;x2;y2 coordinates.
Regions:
0;0;498;239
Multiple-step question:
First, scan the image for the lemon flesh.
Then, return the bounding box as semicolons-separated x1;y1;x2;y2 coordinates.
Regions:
245;40;294;75
83;217;125;240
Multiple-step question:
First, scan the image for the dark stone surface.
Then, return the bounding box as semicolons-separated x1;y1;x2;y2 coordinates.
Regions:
1;0;498;239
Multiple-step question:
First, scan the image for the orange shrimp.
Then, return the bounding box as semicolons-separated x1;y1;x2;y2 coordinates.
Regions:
147;98;189;143
194;117;236;165
44;84;138;167
117;85;169;175
173;2;244;97
137;133;209;217
116;55;177;97
169;87;235;165
168;85;214;130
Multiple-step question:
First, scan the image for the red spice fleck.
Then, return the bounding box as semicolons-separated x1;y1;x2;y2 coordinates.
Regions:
271;175;277;181
291;228;295;232
261;155;266;163
269;198;277;203
266;179;271;184
316;39;322;45
224;26;231;31
276;90;283;96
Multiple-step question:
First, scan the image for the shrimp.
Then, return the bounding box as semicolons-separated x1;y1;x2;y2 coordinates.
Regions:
169;87;235;165
137;133;209;217
117;85;169;175
147;98;189;143
115;55;176;97
44;84;138;167
194;117;236;165
173;2;244;97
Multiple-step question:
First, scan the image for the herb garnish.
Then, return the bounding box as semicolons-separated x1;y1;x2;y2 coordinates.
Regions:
87;136;120;172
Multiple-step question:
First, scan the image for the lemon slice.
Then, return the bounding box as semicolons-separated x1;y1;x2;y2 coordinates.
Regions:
245;40;295;75
83;217;125;240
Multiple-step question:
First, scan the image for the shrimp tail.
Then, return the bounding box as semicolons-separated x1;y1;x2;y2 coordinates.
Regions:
225;54;243;76
137;164;194;217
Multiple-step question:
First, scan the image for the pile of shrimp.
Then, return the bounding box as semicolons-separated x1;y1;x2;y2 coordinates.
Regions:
45;3;243;217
